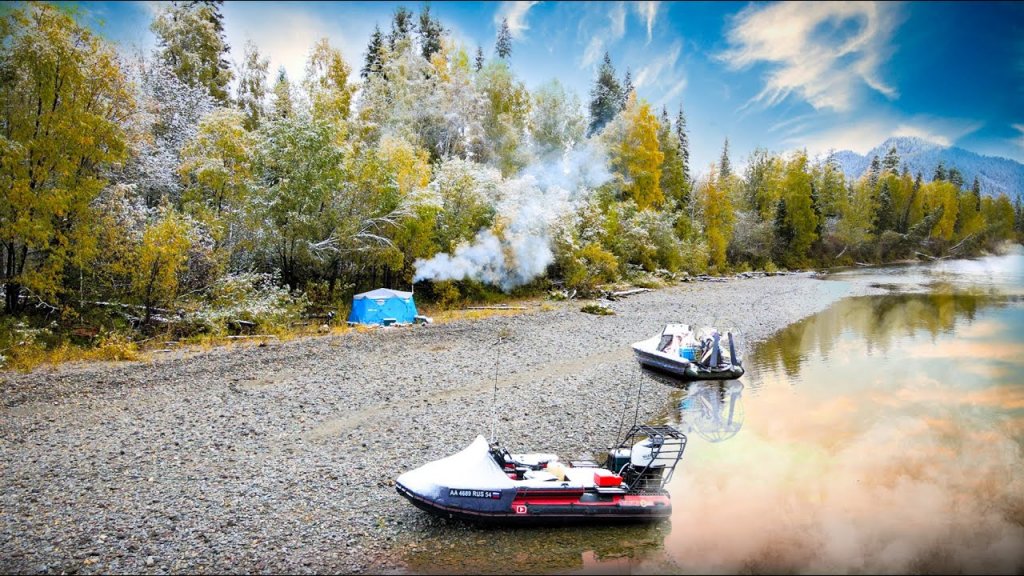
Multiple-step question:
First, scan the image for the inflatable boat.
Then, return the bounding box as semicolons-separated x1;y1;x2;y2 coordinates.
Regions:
632;324;744;381
396;424;687;525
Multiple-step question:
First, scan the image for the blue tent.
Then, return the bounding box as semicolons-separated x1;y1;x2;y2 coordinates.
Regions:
348;288;418;325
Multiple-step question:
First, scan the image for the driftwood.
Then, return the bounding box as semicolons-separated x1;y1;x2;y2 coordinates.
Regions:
603;288;652;300
224;334;279;340
465;306;528;311
914;251;939;261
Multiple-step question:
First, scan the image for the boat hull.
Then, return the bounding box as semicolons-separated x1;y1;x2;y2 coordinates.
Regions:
633;348;744;381
396;482;672;525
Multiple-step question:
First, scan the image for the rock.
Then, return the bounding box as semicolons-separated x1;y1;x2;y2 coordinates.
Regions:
145;556;155;567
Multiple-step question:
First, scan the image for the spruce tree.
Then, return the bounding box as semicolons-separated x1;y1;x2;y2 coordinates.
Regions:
882;144;900;173
389;7;413;49
676;104;690;183
418;6;444;60
362;25;384;79
474;45;484;72
271;67;293;119
587;52;622;137
495;17;512;59
948;167;964;189
620;69;633;111
933;161;947;182
867;155;881;187
719;137;732;181
972;176;982;210
875;179;894;233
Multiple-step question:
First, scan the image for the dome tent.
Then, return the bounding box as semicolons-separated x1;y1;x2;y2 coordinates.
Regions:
347;288;418;326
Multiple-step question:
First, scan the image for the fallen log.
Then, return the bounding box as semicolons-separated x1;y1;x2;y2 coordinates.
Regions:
464;306;528;311
224;334;279;340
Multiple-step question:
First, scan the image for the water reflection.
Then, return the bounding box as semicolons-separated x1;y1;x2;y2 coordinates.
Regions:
674;381;744;443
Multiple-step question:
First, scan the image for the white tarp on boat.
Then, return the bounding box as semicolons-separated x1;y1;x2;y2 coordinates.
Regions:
396;435;515;499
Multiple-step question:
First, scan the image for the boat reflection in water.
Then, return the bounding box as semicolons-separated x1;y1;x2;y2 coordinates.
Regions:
676;380;744;443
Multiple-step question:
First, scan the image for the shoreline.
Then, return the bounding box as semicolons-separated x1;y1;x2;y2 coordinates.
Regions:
1;274;868;574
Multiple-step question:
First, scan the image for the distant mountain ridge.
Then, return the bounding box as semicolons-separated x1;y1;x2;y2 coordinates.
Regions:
830;137;1023;198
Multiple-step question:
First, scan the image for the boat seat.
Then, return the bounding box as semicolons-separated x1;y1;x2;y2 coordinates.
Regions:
523;470;558;482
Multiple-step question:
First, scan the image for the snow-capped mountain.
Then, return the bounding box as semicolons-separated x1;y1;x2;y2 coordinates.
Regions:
830;137;1024;197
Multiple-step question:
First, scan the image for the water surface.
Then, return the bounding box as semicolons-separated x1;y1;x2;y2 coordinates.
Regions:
398;249;1024;574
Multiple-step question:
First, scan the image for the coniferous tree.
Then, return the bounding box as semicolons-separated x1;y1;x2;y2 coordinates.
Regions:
620;69;633;111
867;155;881;188
362;25;384;79
474;45;484;72
882;144;900;173
587;52;622;136
933;161;947;182
658;106;687;208
495;17;512;59
676;104;690;183
719;138;732;181
972;176;982;210
948;167;964;190
875;179;894;233
418;6;444;60
389;7;414;49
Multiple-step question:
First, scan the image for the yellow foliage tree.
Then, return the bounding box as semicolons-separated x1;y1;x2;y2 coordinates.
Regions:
607;93;665;210
0;4;134;313
698;165;734;271
304;38;354;129
133;207;193;324
921;181;959;241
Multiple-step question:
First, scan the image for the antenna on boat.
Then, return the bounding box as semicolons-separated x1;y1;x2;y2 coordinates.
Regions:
489;334;504;443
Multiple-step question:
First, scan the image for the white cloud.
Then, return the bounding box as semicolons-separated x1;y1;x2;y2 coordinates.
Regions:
494;1;540;40
635;41;680;88
581;2;628;68
633;1;659;44
1013;124;1024;151
787;115;982;157
221;3;366;88
721;2;901;112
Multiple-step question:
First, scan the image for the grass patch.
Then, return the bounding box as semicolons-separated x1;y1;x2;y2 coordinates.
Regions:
580;302;615;316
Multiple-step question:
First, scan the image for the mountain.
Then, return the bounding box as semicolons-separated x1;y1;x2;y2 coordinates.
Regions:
830;137;1024;198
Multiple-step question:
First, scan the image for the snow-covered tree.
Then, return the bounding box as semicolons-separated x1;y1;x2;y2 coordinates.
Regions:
235;41;269;131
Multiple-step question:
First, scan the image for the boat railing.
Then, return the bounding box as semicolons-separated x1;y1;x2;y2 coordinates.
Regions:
611;424;688;493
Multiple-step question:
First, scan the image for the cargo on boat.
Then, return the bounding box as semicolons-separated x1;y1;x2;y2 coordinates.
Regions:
632;324;744;381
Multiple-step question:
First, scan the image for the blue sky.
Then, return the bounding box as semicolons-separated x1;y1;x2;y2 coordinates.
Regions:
71;1;1024;171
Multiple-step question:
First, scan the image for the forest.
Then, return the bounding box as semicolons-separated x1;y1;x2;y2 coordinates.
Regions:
2;2;1022;368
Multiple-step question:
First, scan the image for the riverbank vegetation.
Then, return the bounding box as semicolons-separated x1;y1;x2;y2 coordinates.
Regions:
2;2;1022;369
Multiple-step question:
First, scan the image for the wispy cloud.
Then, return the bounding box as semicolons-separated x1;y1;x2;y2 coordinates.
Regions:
494;1;540;40
788;115;982;157
1013;124;1024;153
634;41;680;88
581;2;627;68
721;2;901;112
633;1;659;44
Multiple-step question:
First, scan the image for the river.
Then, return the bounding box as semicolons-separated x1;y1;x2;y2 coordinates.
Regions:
400;247;1024;574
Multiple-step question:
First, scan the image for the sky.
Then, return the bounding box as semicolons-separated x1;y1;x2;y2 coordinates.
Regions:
69;1;1024;172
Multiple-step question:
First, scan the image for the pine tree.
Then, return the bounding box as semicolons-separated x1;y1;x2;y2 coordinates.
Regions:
235;40;269;131
151;1;234;104
418;6;444;60
361;25;384;79
719;138;732;181
875;179;894;233
389;7;414;50
474;45;484;72
495;17;512;59
658;106;687;208
972;176;982;211
882;144;900;173
620;69;633;111
587;52;622;137
676;104;690;183
933;161;947;182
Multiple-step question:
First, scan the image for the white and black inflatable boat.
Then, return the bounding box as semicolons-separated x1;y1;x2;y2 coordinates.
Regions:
632;324;744;381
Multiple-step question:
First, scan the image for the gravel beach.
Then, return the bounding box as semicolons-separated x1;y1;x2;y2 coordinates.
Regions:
2;274;860;574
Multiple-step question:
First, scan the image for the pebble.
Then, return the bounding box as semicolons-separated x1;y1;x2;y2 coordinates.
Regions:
1;275;858;573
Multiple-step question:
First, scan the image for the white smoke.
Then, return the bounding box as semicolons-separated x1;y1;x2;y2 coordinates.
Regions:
414;144;611;291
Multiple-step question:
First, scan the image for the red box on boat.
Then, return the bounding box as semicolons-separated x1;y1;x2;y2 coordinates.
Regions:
593;469;622;487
